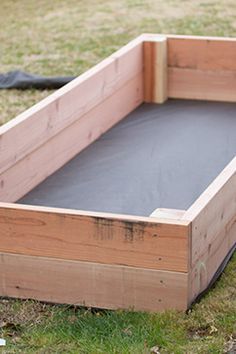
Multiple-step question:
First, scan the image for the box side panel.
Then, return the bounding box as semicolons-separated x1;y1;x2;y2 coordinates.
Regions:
167;36;236;102
0;252;188;312
0;203;189;272
0;74;143;202
184;157;236;304
0;36;143;178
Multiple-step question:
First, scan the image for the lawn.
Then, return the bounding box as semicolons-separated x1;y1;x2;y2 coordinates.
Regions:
0;0;236;353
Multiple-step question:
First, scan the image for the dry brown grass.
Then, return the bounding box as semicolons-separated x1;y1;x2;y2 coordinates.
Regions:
1;0;236;123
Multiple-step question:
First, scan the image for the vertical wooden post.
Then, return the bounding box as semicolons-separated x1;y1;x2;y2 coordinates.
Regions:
144;36;167;104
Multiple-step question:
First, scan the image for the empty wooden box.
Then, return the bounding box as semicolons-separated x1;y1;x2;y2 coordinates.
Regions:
0;34;235;312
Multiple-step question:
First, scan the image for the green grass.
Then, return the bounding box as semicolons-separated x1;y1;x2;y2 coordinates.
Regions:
0;0;236;352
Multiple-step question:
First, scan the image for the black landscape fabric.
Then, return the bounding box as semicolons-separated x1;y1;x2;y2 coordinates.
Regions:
0;70;76;89
19;100;236;217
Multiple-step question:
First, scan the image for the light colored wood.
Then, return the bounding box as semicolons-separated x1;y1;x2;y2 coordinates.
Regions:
143;33;236;43
167;36;236;71
144;37;167;103
150;208;186;220
0;200;189;223
183;157;236;303
166;36;236;102
0;36;143;176
0;252;188;312
0;74;143;202
168;67;236;102
143;34;236;70
143;41;153;102
143;34;236;102
153;38;167;103
189;219;236;305
0;202;190;272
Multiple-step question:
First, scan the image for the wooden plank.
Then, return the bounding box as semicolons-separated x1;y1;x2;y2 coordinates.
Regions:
144;37;167;103
0;36;143;175
0;73;143;202
150;208;186;220
0;252;188;312
189;219;236;305
183;157;236;303
166;35;236;102
168;67;236;102
143;33;236;44
153;38;167;103
0;202;190;272
167;36;236;71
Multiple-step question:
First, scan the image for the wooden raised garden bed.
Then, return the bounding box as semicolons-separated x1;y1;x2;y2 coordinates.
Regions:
0;34;235;312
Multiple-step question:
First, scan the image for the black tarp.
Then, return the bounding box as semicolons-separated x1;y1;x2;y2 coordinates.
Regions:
0;70;76;89
19;100;236;215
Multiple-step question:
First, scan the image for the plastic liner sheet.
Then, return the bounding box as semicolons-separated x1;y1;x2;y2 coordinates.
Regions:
0;70;76;89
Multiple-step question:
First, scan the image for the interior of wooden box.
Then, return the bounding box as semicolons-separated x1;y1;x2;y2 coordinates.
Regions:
18;98;236;216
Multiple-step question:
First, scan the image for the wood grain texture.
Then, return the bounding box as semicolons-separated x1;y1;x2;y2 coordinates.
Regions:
0;202;190;272
0;36;143;175
144;37;167;103
184;157;236;303
0;74;143;202
153;38;167;103
168;37;236;71
189;219;236;305
168;67;236;102
0;252;188;312
167;36;236;102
